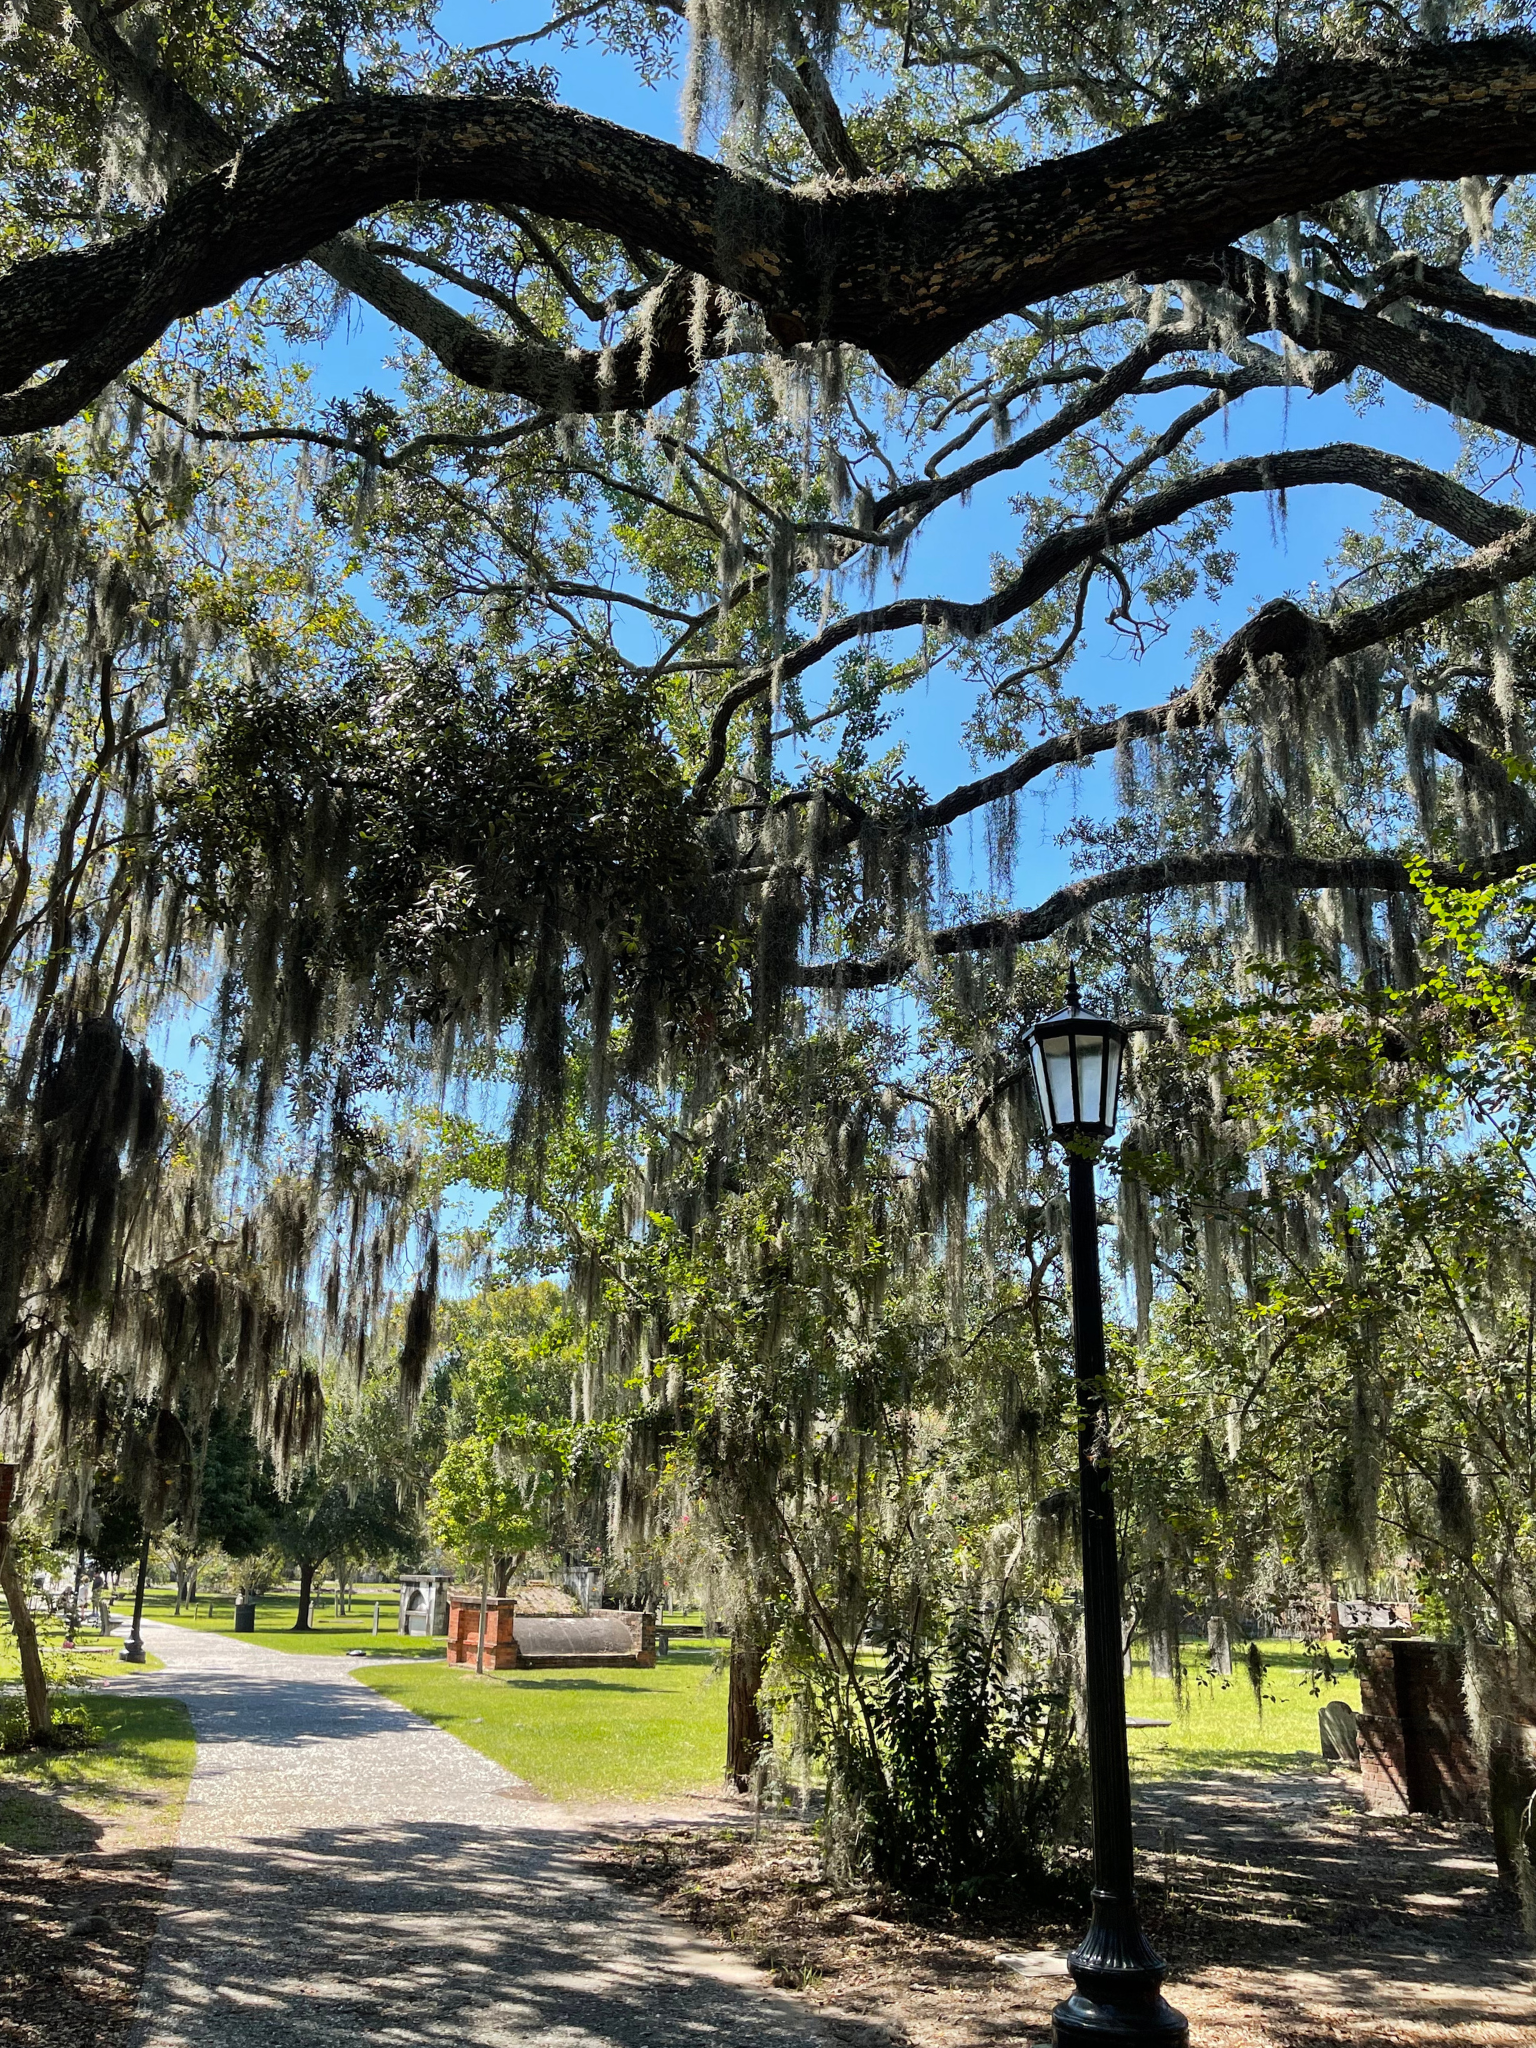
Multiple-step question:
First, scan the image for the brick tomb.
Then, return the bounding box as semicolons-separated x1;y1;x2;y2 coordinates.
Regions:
444;1593;656;1670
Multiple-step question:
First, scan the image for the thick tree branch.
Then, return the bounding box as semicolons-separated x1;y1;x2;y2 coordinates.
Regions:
67;0;729;418
1174;246;1536;445
1374;250;1536;343
772;12;869;179
316;239;729;412
18;39;1536;432
796;842;1536;988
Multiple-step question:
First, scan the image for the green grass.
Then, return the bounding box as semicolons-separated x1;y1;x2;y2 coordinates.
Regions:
1125;1639;1360;1777
357;1640;731;1802
142;1586;443;1659
0;1617;164;1693
0;1695;196;1851
357;1635;1357;1805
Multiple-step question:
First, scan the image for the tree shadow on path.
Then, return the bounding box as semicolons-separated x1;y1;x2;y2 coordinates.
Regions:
136;1818;830;2047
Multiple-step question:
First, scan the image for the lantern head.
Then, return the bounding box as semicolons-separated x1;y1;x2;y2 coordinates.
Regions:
1027;966;1126;1142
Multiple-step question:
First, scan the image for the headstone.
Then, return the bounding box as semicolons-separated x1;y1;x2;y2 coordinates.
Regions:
1319;1698;1360;1766
1207;1616;1232;1677
1148;1629;1175;1682
372;1602;380;1635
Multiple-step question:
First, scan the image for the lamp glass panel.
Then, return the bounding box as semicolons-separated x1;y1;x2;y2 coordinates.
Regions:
1102;1034;1123;1133
1028;1038;1051;1128
1073;1034;1106;1127
1041;1036;1076;1129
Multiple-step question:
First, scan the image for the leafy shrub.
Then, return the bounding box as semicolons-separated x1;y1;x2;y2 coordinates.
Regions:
0;1700;97;1753
827;1605;1085;1906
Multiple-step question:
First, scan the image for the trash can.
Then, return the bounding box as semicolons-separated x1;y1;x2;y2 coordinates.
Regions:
233;1598;256;1632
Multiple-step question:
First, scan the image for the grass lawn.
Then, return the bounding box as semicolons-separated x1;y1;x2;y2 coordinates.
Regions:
141;1585;443;1659
0;1695;196;1852
357;1640;731;1802
1;1617;165;1696
1126;1638;1360;1777
356;1636;1356;1804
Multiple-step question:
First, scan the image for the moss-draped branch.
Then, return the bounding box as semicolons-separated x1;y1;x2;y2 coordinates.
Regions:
13;36;1536;433
796;843;1536;989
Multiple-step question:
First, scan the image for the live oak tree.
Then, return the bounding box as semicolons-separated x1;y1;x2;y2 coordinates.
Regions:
9;0;1536;1805
0;322;437;1729
13;4;1536;1012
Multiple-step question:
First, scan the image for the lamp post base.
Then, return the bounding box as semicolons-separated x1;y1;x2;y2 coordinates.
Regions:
1050;1987;1188;2045
1050;1892;1188;2047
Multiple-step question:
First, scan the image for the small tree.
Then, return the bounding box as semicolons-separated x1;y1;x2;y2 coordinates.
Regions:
429;1433;550;1592
428;1432;555;1671
195;1409;282;1563
161;1531;208;1614
0;1523;54;1742
275;1472;416;1629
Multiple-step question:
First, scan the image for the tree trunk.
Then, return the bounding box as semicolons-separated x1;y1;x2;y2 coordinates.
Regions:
727;1634;766;1792
475;1574;489;1676
494;1554;514;1596
293;1560;316;1631
0;1539;51;1741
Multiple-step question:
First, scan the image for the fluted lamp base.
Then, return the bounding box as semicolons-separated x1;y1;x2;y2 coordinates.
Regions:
1050;1986;1188;2045
1050;1894;1188;2046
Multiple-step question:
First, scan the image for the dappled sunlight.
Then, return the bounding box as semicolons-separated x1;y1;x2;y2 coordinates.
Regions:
124;1623;820;2047
141;1820;819;2048
1136;1772;1530;2041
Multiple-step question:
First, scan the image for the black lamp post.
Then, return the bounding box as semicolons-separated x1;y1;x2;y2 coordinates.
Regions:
1027;969;1187;2048
119;1531;151;1664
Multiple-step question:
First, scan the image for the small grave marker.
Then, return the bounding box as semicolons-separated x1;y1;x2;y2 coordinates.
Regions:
1319;1698;1360;1766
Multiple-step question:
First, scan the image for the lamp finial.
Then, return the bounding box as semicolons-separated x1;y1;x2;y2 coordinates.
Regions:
1066;961;1080;1009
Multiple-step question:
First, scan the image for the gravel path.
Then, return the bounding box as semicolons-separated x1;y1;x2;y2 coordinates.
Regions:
119;1622;825;2048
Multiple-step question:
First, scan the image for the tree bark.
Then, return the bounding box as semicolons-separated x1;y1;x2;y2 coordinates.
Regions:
0;1539;51;1741
727;1634;767;1792
17;38;1536;432
292;1560;316;1631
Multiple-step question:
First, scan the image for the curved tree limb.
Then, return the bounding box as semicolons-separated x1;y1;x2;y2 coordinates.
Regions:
1372;250;1536;343
17;38;1536;433
68;1;731;419
772;12;869;180
693;443;1523;804
1169;245;1536;445
796;841;1536;989
912;500;1536;835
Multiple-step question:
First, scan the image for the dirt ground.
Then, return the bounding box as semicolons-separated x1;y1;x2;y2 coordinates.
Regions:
585;1769;1534;2048
0;1763;180;2045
